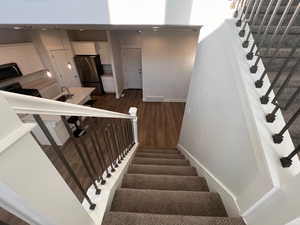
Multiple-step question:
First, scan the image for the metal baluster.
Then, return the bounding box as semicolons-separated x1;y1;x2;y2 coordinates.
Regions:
79;138;101;182
242;0;267;48
272;106;300;144
247;0;283;61
93;128;112;178
234;0;243;18
255;5;300;87
280;145;300;167
246;0;276;55
266;87;300;122
93;118;113;177
61;116;101;196
127;119;135;147
34;115;96;210
236;0;251;26
260;45;299;104
107;123;120;166
111;122;124;162
120;120;129;155
118;120;127;158
103;128;116;172
239;0;260;37
89;131;106;185
250;0;297;73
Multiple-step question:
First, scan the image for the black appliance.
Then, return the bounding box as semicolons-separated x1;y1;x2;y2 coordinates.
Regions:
0;63;23;82
74;55;105;95
0;83;41;97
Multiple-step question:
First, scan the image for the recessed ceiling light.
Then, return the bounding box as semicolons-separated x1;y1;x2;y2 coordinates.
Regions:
46;70;52;78
67;63;72;70
13;26;23;30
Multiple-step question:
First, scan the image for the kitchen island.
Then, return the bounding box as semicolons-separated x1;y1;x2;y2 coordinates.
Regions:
21;87;95;146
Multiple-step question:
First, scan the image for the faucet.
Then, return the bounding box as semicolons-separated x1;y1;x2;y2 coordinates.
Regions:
61;86;73;99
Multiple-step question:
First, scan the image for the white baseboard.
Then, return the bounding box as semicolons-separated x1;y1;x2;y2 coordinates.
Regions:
143;96;186;102
177;144;241;217
82;143;138;225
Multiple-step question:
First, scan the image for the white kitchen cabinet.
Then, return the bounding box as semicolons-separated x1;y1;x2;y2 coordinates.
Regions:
97;41;111;64
101;75;115;93
72;41;97;55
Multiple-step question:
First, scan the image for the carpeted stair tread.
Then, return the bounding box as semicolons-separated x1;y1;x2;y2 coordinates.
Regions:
135;152;185;159
128;164;197;176
138;148;180;154
102;212;246;225
111;189;227;217
122;174;209;191
133;157;190;166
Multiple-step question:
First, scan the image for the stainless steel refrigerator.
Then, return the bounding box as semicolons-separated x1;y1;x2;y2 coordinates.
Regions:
74;55;105;95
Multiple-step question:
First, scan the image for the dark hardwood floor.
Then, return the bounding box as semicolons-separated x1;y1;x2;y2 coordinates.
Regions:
0;90;185;224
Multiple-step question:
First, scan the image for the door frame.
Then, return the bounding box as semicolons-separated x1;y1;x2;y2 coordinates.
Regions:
121;47;142;90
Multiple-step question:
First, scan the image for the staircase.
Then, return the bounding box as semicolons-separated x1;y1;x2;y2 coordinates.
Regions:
249;0;300;146
102;147;246;225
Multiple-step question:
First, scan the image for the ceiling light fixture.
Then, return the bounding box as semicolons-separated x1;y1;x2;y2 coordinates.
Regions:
46;70;52;78
152;26;160;29
13;26;23;30
67;62;72;70
138;30;142;33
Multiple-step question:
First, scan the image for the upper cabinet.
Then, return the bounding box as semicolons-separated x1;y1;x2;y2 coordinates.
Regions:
72;41;97;55
96;41;111;65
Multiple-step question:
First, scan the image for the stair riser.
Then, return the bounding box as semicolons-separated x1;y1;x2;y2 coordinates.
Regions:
111;189;227;217
133;158;190;166
128;165;197;176
135;153;185;159
122;175;209;191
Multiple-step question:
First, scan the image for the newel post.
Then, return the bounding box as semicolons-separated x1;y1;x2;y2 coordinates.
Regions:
129;107;138;144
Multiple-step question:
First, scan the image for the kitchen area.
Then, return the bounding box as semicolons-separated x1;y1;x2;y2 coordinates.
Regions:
0;29;116;146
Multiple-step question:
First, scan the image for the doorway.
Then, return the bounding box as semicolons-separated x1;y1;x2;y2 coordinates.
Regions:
122;48;142;89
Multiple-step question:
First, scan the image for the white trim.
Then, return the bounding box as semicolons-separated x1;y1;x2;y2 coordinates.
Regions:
0;181;55;225
82;143;138;225
242;186;278;218
177;144;241;216
0;123;36;154
164;98;186;102
0;91;133;119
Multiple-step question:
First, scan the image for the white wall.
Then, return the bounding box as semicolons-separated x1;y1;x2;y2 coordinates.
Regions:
107;31;124;98
142;30;198;102
178;19;300;224
0;43;44;75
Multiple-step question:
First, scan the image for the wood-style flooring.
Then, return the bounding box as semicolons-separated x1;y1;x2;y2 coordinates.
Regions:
0;90;185;224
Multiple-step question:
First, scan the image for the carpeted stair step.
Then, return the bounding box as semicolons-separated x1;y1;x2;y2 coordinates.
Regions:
135;152;185;159
102;212;246;225
128;164;197;176
138;148;180;154
111;189;227;217
122;174;209;191
133;157;189;166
